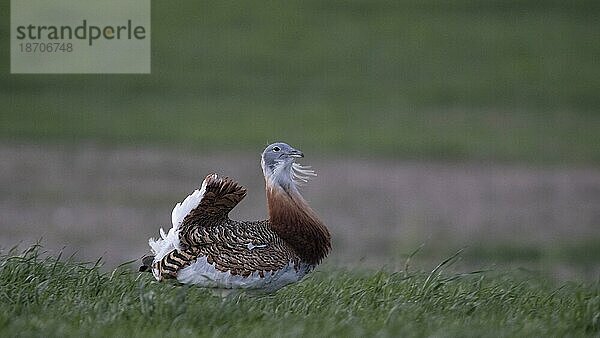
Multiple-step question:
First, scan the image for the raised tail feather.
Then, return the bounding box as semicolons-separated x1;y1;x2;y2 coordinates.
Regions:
170;174;247;231
146;174;248;279
188;174;247;220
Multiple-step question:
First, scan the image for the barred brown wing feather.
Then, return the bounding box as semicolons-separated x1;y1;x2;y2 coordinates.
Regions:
179;174;247;247
202;239;296;277
155;221;297;279
191;221;297;274
154;248;198;280
186;174;246;221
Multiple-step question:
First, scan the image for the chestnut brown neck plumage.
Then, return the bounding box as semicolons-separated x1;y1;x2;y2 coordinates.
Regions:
266;181;331;265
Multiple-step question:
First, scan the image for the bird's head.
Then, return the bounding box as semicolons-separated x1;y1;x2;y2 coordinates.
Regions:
261;142;316;190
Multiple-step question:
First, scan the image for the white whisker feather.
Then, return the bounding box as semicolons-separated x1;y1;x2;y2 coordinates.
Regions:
292;162;317;186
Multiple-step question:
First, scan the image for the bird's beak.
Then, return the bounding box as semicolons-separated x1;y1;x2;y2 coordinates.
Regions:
288;149;304;158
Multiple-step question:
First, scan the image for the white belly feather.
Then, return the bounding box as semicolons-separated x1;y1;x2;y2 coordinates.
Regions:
177;257;312;291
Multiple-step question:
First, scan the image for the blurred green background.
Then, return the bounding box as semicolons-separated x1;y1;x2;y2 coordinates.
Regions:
1;1;599;280
2;0;599;162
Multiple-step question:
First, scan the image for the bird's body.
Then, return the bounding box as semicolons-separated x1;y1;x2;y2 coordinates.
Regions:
143;143;331;291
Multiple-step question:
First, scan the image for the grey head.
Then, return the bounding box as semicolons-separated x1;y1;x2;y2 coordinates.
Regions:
261;142;305;188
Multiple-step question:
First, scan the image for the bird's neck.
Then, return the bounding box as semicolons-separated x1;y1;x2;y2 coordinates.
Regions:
265;179;331;265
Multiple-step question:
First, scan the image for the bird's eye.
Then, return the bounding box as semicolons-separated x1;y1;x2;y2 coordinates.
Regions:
272;146;280;152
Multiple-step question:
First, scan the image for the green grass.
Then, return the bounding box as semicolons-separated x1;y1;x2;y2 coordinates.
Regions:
1;1;600;163
391;238;600;281
1;246;598;337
